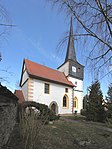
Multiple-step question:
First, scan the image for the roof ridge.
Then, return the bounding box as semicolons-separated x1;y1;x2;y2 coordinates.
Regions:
25;59;64;74
23;59;74;87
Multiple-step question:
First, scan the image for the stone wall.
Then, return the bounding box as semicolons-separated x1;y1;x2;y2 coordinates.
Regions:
0;84;18;149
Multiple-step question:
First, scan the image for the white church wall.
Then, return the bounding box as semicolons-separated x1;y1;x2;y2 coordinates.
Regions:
21;71;83;114
21;80;28;101
30;78;73;114
21;69;29;101
23;63;25;71
74;90;83;113
68;76;83;113
28;78;34;101
58;61;69;76
68;76;83;91
21;70;29;86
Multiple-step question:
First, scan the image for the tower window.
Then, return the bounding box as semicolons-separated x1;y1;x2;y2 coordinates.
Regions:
75;81;77;85
78;67;80;72
44;83;50;94
65;88;68;93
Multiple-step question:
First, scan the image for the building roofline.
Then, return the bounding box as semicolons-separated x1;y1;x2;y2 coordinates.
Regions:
29;73;74;87
57;59;84;69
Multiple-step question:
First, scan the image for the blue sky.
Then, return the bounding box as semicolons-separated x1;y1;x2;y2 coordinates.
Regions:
0;0;110;97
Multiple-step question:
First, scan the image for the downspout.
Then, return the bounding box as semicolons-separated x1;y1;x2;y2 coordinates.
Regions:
72;87;75;113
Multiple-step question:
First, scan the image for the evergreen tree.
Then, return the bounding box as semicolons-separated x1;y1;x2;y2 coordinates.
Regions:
107;84;112;103
106;84;112;119
83;94;89;109
86;81;106;122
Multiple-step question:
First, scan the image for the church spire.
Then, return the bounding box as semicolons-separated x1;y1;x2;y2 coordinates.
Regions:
65;17;76;62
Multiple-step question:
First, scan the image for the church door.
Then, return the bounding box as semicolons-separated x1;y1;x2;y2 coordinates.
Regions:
49;102;58;114
51;103;56;114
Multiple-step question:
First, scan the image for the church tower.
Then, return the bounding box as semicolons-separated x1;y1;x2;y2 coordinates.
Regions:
58;17;84;113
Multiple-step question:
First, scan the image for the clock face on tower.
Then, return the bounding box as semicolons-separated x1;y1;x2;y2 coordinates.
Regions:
72;66;76;72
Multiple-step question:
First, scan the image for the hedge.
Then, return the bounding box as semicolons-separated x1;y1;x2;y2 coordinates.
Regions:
18;101;59;122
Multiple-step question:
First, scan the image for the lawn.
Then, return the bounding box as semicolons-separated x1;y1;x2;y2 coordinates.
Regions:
38;118;112;149
4;117;112;149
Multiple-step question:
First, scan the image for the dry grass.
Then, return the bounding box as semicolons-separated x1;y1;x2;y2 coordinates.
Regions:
5;116;112;149
19;111;49;149
37;119;112;149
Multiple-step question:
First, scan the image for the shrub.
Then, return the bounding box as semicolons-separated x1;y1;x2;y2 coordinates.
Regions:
19;101;59;149
47;109;60;121
20;110;46;149
80;109;86;116
74;110;77;115
19;101;59;123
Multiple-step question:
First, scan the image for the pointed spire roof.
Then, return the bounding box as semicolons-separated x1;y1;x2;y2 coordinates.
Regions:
65;17;76;62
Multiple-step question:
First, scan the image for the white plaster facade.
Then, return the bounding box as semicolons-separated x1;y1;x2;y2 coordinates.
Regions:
58;64;83;113
21;70;28;101
68;77;83;113
58;62;69;76
20;65;83;114
21;69;74;114
31;78;73;114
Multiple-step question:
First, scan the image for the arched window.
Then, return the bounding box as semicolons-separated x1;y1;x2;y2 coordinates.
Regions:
63;95;69;108
73;97;78;108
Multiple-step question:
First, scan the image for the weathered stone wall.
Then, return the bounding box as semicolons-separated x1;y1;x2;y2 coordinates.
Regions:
0;85;18;149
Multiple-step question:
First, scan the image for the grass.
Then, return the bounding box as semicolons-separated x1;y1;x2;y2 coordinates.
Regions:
4;116;112;149
62;114;86;121
38;119;112;149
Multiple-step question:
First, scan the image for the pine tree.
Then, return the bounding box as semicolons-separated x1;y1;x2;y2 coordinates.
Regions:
106;84;112;119
86;81;106;122
83;94;89;109
107;84;112;103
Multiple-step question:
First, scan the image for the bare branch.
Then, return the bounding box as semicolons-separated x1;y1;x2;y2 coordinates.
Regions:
0;23;16;27
47;0;112;80
95;0;112;37
64;1;112;50
91;48;111;60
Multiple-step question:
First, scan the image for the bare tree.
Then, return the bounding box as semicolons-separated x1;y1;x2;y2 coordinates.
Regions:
0;3;15;83
47;0;112;80
0;3;16;52
0;3;13;41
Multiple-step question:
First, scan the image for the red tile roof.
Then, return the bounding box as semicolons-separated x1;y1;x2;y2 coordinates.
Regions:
24;59;74;87
14;90;25;103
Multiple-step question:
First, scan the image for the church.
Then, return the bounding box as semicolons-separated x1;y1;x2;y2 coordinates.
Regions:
16;18;84;114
